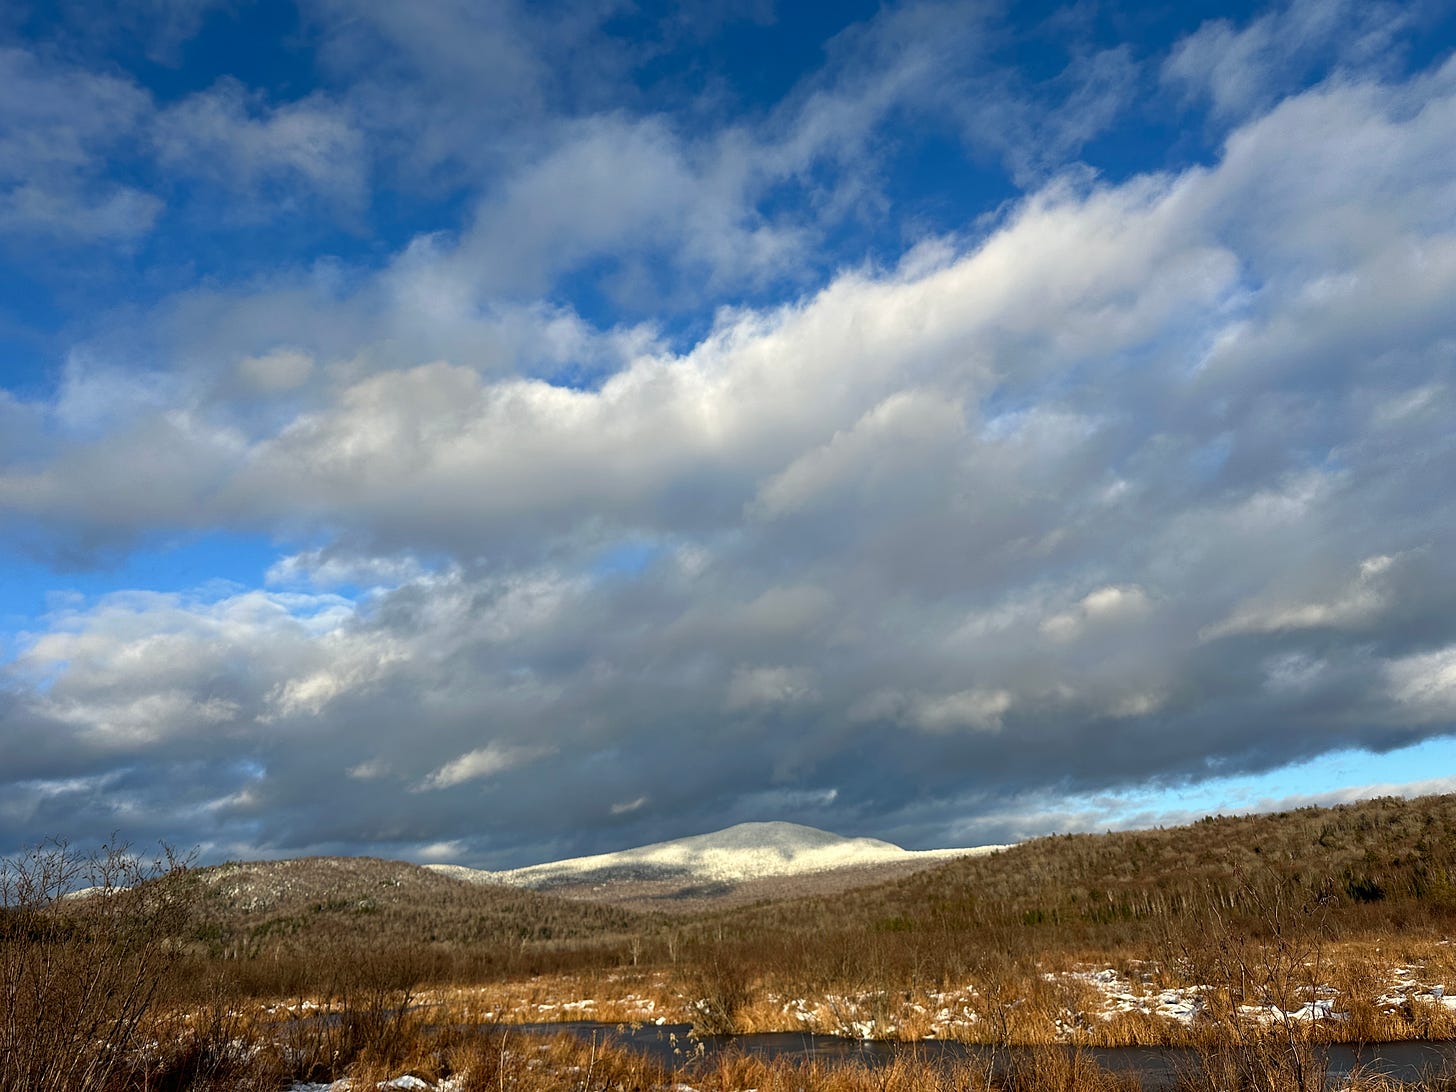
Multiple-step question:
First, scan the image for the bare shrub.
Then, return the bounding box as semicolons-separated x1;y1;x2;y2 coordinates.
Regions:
0;838;193;1092
134;994;283;1092
1005;1046;1144;1092
687;947;754;1035
1169;875;1334;1092
272;939;431;1082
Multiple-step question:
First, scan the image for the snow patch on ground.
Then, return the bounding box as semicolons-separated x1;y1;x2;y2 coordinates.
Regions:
289;1077;461;1091
1378;967;1456;1011
428;821;1006;888
1043;967;1360;1027
1051;967;1206;1026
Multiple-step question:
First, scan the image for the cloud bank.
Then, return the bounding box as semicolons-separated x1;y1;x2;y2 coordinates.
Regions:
1;2;1455;865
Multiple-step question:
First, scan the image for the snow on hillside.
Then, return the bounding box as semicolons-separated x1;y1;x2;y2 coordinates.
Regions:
428;821;1005;889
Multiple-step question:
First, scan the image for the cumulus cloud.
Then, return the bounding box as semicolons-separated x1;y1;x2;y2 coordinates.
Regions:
153;80;367;212
455;115;801;303
0;48;161;241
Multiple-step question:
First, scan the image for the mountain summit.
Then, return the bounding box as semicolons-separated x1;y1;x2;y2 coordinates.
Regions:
428;821;1004;894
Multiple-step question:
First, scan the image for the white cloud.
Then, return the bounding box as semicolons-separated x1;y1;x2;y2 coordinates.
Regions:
18;59;1450;555
154;80;367;210
1385;646;1456;721
46;691;239;746
416;742;556;791
456;114;800;299
12;590;359;737
416;839;467;862
194;170;1232;545
265;549;429;590
263;636;408;720
1162;0;1415;120
1041;585;1151;643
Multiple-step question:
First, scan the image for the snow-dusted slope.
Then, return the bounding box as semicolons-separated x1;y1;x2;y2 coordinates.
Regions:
428;821;1005;890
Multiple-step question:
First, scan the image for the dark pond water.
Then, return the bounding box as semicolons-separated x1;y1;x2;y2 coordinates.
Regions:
509;1021;1456;1087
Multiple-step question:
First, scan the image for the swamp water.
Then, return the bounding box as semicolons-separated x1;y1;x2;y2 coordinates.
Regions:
510;1021;1456;1087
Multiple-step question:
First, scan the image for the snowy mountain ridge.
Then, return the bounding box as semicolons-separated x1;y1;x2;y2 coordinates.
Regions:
427;820;1006;889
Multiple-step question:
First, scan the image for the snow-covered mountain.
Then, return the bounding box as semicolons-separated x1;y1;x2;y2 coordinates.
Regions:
427;821;1005;890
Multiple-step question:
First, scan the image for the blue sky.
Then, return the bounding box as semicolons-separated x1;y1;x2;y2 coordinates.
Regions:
2;0;1456;867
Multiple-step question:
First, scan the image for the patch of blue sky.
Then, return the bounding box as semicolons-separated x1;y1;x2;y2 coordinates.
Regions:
824;134;1016;274
1077;101;1221;186
0;323;64;401
563;138;1008;361
610;1;882;117
1187;433;1235;482
591;538;663;580
549;255;677;349
1407;8;1456;71
0;530;282;652
143;173;464;296
548;242;799;369
1115;736;1456;826
17;0;313;105
154;2;310;101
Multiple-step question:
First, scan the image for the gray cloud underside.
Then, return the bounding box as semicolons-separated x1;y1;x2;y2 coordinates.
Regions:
2;53;1456;863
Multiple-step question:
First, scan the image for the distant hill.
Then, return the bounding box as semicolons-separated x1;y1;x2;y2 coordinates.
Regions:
129;794;1456;1002
427;821;1007;908
173;796;1456;972
709;793;1456;944
186;854;646;959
